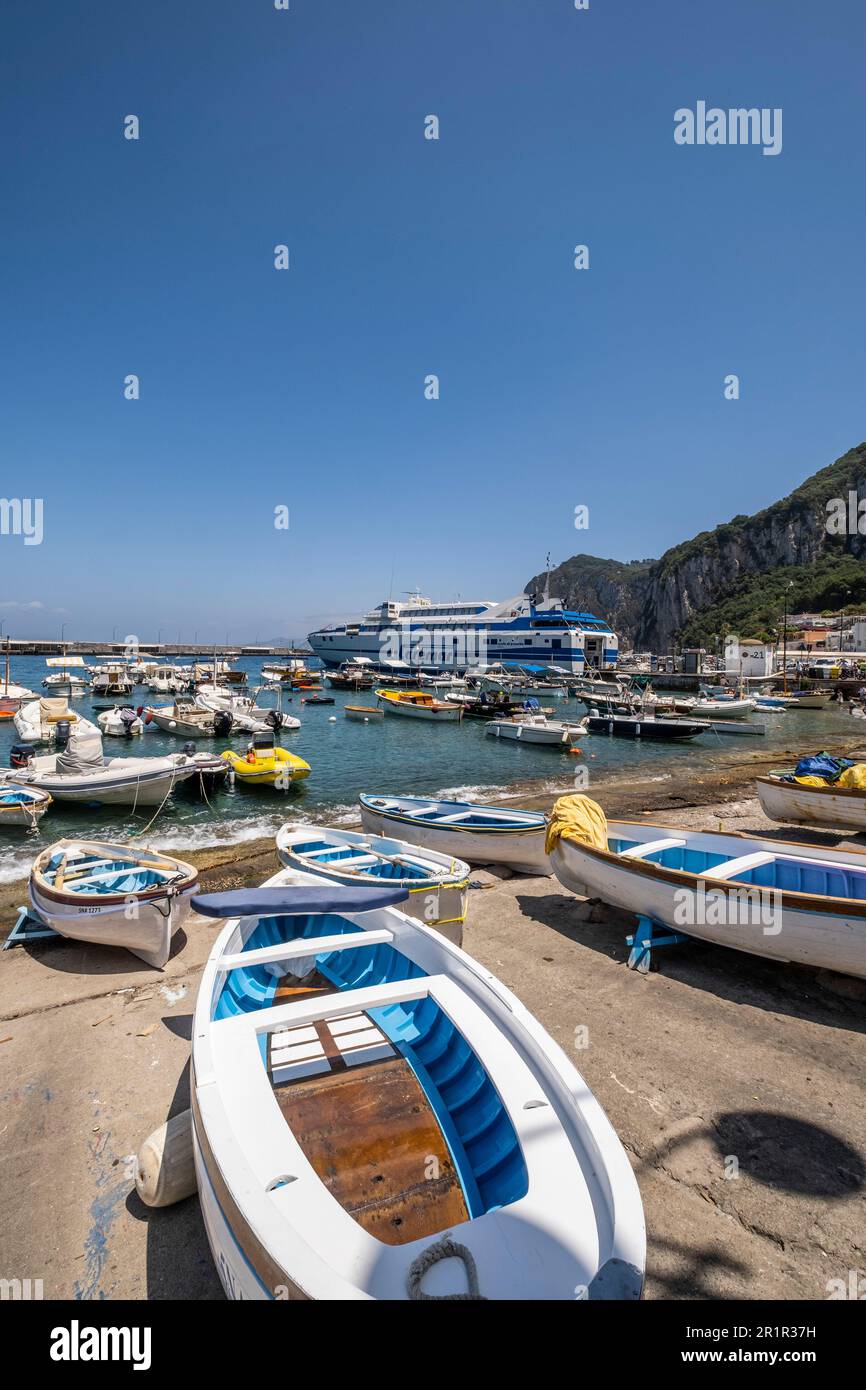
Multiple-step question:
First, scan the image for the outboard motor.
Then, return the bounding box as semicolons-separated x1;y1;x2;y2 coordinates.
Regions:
10;744;34;769
55;719;72;748
213;711;233;737
182;742;197;758
266;710;284;731
120;707;138;736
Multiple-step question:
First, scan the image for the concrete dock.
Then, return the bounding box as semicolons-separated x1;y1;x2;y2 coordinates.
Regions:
1;798;864;1301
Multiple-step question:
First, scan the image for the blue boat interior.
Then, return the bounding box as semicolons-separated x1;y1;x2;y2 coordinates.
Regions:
214;912;528;1220
609;838;866;899
289;840;431;881
1;789;39;805
43;852;172;894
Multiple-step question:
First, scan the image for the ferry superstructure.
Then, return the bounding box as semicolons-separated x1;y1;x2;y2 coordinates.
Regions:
308;592;618;674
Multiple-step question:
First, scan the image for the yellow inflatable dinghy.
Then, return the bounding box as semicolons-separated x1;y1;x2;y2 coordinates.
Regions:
222;739;310;788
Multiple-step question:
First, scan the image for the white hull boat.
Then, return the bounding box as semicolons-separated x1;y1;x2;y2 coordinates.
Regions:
14;698;99;746
190;872;645;1299
196;686;300;734
97;707;144;737
690;697;756;718
0;785;52;827
29;839;198;968
376;690;463;721
275;823;470;945
486;715;587;746
144;701;233;739
756;773;866;833
360;794;549;874
786;692;834;709
550;815;866;979
2;735;221;806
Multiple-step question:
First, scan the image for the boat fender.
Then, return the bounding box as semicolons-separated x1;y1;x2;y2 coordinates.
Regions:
144;710;153;725
135;1109;197;1208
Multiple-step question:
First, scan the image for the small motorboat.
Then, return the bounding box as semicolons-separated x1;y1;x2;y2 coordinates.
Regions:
91;666;134;706
0;785;52;828
97;706;144;738
486;714;588;747
359;794;549;874
14;698;100;746
376;690;462;722
275;822;471;944
344;705;384;721
190;874;645;1299
584;713;704;741
2;733;222;806
0;644;37;712
325;663;375;691
548;800;866;980
196;685;300;733
222;734;311;788
144;699;234;739
786;691;834;709
301;695;336;706
41;655;89;697
29;839;198;969
690;696;756;718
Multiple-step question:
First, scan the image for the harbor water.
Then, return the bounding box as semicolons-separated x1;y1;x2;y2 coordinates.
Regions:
0;654;856;883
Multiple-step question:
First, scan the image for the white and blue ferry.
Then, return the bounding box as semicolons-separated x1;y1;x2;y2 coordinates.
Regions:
308;590;618;674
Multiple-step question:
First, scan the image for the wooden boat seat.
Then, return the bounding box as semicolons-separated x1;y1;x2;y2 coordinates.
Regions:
620;838;686;860
702;852;776;881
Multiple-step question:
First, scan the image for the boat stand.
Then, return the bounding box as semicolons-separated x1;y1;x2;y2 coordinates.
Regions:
626;915;690;974
2;906;60;950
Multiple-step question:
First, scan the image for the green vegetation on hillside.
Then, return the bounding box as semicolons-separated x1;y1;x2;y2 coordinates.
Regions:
676;555;866;649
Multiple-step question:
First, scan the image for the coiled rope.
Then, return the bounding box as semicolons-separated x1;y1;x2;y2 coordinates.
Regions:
406;1233;486;1301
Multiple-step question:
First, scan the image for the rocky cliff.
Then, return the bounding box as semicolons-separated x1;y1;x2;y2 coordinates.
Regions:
527;442;866;650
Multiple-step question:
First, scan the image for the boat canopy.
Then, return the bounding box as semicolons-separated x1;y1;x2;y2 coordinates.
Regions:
192;884;410;918
46;656;85;668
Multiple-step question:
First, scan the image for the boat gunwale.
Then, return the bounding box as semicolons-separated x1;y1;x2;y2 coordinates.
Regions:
757;773;866;801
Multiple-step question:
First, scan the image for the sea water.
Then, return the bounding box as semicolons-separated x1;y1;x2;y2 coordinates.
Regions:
0;654;856;883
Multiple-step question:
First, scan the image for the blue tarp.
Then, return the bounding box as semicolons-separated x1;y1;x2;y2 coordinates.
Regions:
789;752;855;782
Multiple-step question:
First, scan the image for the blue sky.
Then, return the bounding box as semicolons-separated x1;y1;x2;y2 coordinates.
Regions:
1;0;864;643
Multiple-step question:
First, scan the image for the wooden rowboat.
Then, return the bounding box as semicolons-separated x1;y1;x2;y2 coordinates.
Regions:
550;818;866;979
190;876;645;1299
275;822;470;944
359;794;549;874
29;838;198;968
756;771;866;833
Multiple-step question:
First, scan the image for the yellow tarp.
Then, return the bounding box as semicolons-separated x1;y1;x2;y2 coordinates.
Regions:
793;775;831;787
546;794;608;855
837;764;866;789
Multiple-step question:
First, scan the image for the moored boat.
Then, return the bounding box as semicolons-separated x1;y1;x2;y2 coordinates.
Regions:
144;699;234;739
222;734;311;788
29;839;198;968
0;785;52;827
359;794;549;874
376;690;463;722
485;714;588;746
344;705;384;721
276;822;470;944
97;706;144;737
2;733;224;806
584;713;704;741
14;698;99;746
549;805;866;979
190;874;645;1299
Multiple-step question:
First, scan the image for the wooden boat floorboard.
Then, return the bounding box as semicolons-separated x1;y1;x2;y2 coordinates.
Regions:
272;1032;469;1245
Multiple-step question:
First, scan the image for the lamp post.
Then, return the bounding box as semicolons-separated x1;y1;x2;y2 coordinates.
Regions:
838;592;851;653
781;583;793;693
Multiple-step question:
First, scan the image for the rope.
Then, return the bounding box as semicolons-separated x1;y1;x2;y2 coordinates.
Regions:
406;1233;486;1300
